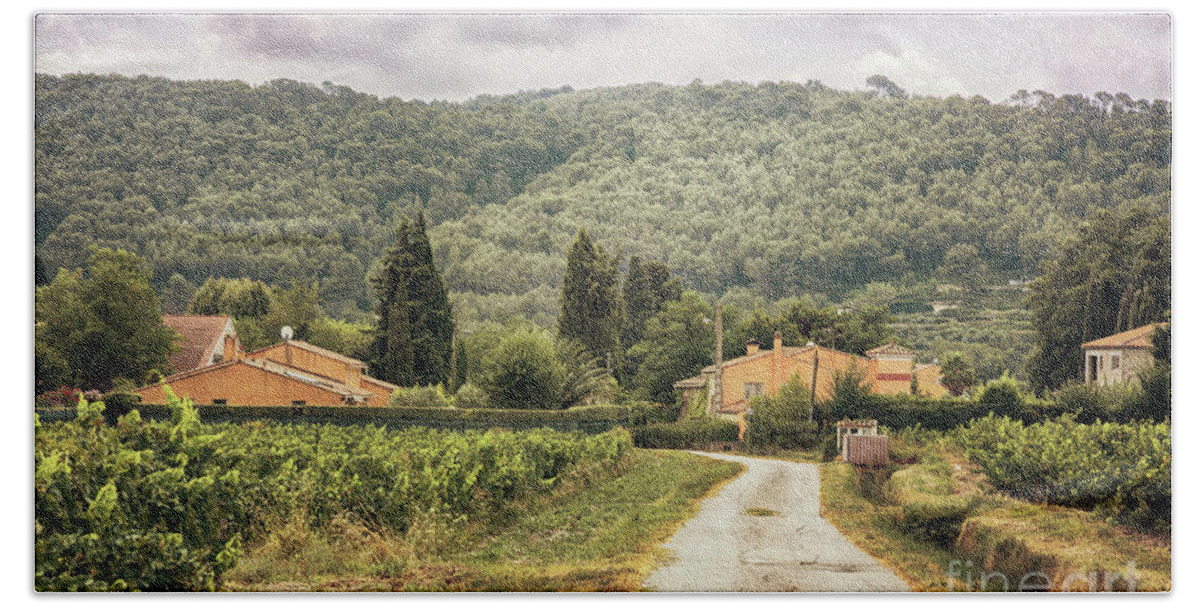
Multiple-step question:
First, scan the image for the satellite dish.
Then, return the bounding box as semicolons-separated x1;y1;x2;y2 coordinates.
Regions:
281;326;294;341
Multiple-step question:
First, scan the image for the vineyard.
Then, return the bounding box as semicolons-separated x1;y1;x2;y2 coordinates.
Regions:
34;390;633;591
957;415;1171;530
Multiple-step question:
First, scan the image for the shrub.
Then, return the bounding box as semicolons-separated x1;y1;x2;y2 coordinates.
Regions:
631;419;739;449
389;385;453;408
976;372;1025;418
478;329;566;409
745;375;819;449
453;382;490;409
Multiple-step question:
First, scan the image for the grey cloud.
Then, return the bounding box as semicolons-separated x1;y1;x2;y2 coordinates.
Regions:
34;13;1172;103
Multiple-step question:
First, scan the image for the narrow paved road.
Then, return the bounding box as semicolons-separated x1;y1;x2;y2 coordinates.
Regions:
644;451;910;592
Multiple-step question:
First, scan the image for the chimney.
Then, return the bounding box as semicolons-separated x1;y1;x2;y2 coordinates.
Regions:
223;333;240;361
746;339;760;356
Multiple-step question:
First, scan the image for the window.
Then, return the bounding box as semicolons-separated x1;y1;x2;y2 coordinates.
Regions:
292;400;307;406
743;382;765;400
1088;355;1099;382
1112;355;1121;369
212;399;227;405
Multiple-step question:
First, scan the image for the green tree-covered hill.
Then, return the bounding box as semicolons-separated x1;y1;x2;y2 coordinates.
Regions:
35;74;1170;323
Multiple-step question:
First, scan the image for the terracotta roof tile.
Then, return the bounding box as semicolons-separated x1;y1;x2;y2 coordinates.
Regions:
163;315;233;373
1080;323;1166;350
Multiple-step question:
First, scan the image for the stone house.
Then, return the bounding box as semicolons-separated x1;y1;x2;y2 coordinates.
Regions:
1081;323;1166;386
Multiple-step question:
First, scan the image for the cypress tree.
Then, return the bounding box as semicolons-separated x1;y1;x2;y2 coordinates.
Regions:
558;228;622;365
622;256;682;349
370;214;455;386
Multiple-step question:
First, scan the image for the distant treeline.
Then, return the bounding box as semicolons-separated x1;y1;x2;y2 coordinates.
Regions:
36;74;1170;323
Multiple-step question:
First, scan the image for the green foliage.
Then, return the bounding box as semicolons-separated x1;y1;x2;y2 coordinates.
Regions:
556;338;615;408
976;372;1026;418
744;375;818;449
889;307;1033;383
939;351;976;396
620;256;682;368
626;291;715;405
889;463;981;548
630;419;740;449
389;384;453;408
959;415;1170;530
558;228;622;363
453;382;490;409
1134;363;1171;422
1026;204;1171;390
306;317;372;361
370;214;455;387
36;76;1170;322
478;328;566;409
188;277;273;318
36;391;633;590
35;248;176;390
939;244;986;305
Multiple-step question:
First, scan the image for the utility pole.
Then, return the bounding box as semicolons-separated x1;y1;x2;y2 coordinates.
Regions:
809;348;819;422
712;303;723;416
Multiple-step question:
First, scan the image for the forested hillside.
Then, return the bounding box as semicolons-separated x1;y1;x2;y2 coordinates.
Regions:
35;74;1171;324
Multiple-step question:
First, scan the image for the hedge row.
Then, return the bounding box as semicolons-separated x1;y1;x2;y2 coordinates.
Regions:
42;393;669;435
631;419;740;449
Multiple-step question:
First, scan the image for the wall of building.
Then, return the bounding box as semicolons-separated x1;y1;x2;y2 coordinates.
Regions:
360;377;394;407
1085;348;1154;386
136;362;349;406
254;343;356;386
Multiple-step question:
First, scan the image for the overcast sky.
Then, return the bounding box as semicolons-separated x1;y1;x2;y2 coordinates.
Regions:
34;13;1172;103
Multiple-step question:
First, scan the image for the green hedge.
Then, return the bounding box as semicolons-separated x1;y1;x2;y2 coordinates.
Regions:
827;392;1066;431
631;419;740;449
78;393;666;435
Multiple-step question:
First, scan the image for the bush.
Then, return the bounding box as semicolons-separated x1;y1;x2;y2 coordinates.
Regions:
631;419;739;449
976;372;1025;418
745;375;818;449
389;385;453;408
453;382;490;409
477;329;566;409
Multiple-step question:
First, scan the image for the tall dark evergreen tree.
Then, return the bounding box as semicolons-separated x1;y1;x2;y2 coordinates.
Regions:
1026;204;1171;390
370;214;455;386
558;228;622;365
622;256;683;349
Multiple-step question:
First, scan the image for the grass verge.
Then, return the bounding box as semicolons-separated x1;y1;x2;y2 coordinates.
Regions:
223;448;742;591
820;454;1171;592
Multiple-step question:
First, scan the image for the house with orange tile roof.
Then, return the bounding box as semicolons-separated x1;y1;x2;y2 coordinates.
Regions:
674;332;947;418
1081;323;1166;386
137;315;398;406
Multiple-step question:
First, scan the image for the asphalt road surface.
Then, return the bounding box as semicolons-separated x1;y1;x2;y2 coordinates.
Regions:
644;451;910;592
